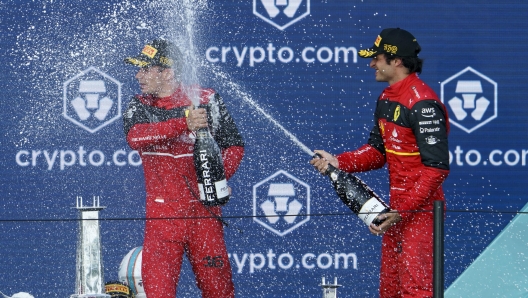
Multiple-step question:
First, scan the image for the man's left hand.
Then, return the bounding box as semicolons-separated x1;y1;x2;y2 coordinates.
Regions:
369;211;402;236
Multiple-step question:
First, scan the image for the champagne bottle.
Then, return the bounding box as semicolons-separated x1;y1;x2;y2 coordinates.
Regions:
193;104;230;206
314;154;390;226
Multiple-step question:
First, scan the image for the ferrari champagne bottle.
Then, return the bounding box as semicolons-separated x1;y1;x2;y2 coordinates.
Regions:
193;105;230;206
314;154;390;226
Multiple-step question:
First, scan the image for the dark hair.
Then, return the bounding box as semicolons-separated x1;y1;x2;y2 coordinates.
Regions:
384;54;423;74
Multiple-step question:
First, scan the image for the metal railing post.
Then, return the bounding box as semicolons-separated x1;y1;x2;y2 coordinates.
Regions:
433;200;445;298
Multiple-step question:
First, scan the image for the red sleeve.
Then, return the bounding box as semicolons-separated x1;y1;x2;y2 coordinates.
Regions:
126;118;189;150
399;166;449;220
336;144;386;173
221;146;245;180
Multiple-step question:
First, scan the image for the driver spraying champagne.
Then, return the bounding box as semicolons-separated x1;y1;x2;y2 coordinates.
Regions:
310;28;449;298
123;38;244;298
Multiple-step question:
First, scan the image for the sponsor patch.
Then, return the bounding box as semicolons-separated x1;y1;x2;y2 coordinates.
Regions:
411;86;421;99
374;35;382;47
425;135;440;145
142;45;158;58
421;107;436;118
393;105;400;122
159;56;173;66
379;120;385;135
125;106;136;119
105;284;130;293
420;127;441;133
383;44;398;55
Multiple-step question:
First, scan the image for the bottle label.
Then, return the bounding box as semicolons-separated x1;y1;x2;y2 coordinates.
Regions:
198;183;215;203
358;197;387;226
215;179;229;198
198;179;229;203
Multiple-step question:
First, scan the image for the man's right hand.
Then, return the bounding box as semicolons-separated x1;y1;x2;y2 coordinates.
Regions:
310;150;339;175
186;104;208;131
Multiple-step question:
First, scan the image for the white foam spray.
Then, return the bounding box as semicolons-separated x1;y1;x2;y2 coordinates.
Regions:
178;0;201;106
0;292;34;298
206;64;315;157
158;0;315;156
161;0;315;156
157;0;208;107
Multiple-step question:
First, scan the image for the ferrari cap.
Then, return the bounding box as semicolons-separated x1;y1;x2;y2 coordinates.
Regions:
124;38;180;68
358;28;421;58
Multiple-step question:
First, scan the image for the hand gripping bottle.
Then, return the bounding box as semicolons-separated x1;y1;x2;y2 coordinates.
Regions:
193;104;230;206
314;154;390;226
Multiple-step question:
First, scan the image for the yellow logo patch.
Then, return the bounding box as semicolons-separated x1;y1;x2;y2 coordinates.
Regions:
384;44;398;55
159;56;173;66
379;120;385;135
142;45;158;58
374;35;382;47
105;284;130;293
393;105;400;122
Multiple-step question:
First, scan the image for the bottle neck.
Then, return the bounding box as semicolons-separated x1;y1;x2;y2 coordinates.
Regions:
324;163;338;176
196;127;210;139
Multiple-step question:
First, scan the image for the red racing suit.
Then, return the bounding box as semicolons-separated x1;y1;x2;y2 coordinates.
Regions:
336;73;449;298
123;86;244;298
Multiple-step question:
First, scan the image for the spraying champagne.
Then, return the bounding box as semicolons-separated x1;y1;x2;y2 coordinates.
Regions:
313;154;390;226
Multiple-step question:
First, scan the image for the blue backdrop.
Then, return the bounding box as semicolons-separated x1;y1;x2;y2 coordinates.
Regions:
1;0;527;297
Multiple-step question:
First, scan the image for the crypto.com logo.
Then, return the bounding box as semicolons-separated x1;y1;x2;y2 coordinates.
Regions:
63;67;122;133
253;0;310;31
440;67;497;133
253;170;310;236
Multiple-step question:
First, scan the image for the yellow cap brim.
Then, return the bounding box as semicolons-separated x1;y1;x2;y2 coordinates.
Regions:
124;57;150;67
358;49;378;58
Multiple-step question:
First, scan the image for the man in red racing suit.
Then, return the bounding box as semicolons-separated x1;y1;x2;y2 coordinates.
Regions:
311;28;449;297
123;39;244;298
